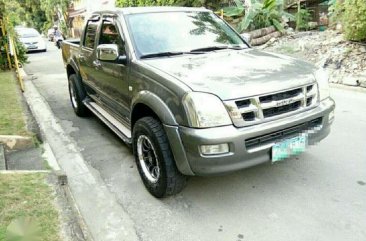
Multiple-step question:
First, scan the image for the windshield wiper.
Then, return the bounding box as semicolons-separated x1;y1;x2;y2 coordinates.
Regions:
140;51;185;59
189;46;230;52
140;50;205;59
189;45;247;53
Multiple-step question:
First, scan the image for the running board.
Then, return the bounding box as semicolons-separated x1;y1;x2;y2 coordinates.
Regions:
83;100;132;144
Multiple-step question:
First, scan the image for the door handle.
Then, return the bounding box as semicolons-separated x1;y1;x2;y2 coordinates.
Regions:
93;60;102;69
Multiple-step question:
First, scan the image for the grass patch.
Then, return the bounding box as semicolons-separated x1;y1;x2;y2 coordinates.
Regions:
0;71;28;136
0;173;60;241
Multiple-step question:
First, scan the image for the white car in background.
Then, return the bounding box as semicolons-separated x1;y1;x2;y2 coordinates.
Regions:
16;27;47;52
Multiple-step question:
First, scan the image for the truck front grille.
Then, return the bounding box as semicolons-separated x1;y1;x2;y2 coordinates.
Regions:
262;100;302;118
245;117;322;149
259;88;302;103
225;84;318;127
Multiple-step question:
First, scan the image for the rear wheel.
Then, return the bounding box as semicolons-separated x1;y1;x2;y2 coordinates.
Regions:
68;74;89;117
133;117;187;198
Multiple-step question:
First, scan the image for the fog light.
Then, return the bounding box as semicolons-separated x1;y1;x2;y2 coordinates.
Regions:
328;110;335;123
200;144;229;155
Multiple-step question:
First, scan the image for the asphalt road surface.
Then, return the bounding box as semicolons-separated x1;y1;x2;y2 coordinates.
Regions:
24;41;366;241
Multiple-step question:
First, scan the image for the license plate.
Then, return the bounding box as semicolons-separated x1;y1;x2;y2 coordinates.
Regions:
27;45;37;49
272;135;307;162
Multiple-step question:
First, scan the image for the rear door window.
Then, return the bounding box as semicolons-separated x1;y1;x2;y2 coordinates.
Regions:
83;20;99;49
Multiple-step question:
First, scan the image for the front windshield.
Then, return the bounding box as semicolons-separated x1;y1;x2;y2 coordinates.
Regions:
17;29;40;38
125;11;247;57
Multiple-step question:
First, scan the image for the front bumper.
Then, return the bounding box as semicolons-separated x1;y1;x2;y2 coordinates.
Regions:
24;42;47;52
165;97;335;176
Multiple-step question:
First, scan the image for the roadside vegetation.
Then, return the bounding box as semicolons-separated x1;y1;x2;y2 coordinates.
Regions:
118;0;366;42
0;71;28;136
2;0;365;42
0;0;70;34
342;0;366;41
0;173;61;241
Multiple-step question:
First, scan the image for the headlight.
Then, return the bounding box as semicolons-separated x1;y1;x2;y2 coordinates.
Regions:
315;68;330;101
183;92;232;128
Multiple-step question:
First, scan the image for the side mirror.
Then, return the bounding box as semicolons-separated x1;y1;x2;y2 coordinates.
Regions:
117;55;127;65
96;44;119;61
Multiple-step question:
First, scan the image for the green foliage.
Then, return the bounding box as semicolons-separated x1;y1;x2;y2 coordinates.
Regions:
224;0;294;33
343;0;366;41
0;34;29;70
13;36;28;66
222;6;245;17
116;0;175;7
10;0;47;32
116;0;221;9
40;0;71;34
1;0;70;34
328;0;345;25
295;8;312;31
222;0;245;17
0;0;28;70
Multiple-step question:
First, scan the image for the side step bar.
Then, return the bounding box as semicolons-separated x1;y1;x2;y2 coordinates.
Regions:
83;100;132;144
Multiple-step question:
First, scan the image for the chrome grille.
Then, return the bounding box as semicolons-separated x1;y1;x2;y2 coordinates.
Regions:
224;84;319;127
245;117;323;149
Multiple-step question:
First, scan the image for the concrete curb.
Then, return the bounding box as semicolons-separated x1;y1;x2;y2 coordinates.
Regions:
330;83;366;93
0;135;34;151
42;142;61;171
0;145;6;170
21;70;139;241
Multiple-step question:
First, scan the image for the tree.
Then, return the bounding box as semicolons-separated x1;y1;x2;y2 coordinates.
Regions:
0;0;28;69
223;0;294;33
343;0;366;41
116;0;221;9
0;0;70;34
40;0;71;34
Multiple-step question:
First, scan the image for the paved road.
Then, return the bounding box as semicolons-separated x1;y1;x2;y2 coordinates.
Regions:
25;41;366;241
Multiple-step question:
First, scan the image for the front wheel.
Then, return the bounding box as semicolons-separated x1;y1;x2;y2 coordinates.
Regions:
133;117;187;198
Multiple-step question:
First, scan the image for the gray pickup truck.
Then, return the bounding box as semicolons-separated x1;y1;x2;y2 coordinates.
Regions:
62;7;335;197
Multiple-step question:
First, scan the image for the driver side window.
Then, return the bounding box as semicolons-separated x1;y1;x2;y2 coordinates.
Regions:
99;18;125;55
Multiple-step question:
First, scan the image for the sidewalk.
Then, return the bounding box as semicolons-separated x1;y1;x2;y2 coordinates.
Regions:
21;69;139;241
0;70;85;241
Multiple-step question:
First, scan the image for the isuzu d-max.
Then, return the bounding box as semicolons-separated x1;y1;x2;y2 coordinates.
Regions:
62;7;335;197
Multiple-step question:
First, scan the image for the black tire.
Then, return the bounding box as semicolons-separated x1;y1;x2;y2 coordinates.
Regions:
68;74;89;117
133;117;187;198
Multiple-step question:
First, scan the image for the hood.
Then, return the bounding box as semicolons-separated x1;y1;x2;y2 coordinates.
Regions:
142;49;317;100
19;36;42;44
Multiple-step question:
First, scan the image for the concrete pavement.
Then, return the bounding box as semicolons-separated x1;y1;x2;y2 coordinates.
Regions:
22;43;139;241
23;41;366;241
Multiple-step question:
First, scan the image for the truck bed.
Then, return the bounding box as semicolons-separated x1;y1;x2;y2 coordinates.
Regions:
61;39;80;67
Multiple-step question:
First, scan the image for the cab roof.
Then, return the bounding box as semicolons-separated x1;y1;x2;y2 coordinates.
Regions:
93;6;211;16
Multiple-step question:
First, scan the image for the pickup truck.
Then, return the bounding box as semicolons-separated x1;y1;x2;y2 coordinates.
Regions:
62;7;335;198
